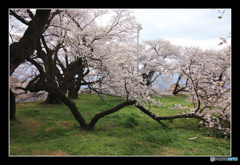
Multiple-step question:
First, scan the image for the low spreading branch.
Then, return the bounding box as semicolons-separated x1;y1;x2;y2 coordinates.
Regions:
88;100;136;128
135;104;207;128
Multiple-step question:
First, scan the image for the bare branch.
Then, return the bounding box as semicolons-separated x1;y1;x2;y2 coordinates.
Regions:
10;9;29;26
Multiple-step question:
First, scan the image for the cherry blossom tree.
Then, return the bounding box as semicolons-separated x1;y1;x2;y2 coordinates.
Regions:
10;9;231;134
139;39;180;86
175;46;231;135
15;9;146;129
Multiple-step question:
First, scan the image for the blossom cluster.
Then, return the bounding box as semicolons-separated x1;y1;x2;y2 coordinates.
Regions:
179;46;231;134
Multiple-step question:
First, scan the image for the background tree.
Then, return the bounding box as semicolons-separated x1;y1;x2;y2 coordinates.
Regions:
177;46;231;134
172;74;189;95
139;39;180;86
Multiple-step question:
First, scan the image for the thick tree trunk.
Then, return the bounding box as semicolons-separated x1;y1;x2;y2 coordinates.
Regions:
10;10;51;75
10;89;16;121
42;93;62;104
68;87;79;99
10;10;51;120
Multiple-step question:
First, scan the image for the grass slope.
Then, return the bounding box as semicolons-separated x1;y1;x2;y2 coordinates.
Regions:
10;94;230;156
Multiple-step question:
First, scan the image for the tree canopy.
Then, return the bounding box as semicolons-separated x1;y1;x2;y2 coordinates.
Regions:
9;9;231;134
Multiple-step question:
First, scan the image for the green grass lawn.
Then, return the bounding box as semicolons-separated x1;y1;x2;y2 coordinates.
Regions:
9;94;230;156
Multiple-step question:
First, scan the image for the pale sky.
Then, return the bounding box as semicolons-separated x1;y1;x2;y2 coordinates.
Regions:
130;9;231;50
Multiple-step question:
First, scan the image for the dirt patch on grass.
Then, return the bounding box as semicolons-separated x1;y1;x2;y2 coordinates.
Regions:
74;129;87;136
138;141;145;144
216;138;228;143
16;119;43;135
204;137;228;143
22;120;42;128
45;127;55;131
204;136;212;139
60;121;73;128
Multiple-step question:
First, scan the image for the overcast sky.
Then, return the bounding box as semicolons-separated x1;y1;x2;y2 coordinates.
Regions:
130;9;231;50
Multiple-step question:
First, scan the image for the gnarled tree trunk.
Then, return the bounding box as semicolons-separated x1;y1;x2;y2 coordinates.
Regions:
42;94;62;104
68;85;80;99
10;89;16;121
10;10;51;120
10;10;51;75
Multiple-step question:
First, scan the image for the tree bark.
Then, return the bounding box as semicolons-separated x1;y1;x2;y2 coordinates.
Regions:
172;74;189;95
58;58;85;95
10;10;51;75
135;104;207;128
10;89;16;121
42;93;62;104
36;37;63;104
26;54;86;104
10;10;51;121
68;85;79;99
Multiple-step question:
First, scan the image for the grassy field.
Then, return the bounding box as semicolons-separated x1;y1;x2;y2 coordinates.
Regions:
9;94;230;156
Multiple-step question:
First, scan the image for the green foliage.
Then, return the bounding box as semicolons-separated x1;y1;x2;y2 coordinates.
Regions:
10;94;230;156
